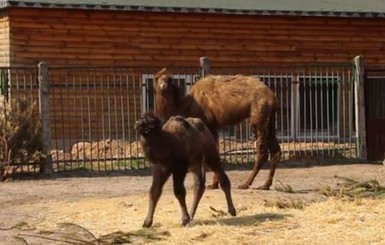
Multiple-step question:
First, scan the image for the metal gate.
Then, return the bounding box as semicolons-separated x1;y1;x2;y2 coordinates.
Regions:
365;69;385;161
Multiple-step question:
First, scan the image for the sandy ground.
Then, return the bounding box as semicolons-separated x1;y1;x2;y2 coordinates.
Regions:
1;162;385;244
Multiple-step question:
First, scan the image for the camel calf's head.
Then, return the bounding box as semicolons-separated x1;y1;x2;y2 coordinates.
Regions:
134;112;162;135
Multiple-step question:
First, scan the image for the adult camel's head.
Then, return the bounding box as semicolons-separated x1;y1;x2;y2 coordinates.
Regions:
154;68;174;94
154;68;183;119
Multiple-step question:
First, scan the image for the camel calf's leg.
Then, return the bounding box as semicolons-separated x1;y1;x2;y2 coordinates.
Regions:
216;169;236;216
207;158;236;216
143;165;171;228
172;165;190;226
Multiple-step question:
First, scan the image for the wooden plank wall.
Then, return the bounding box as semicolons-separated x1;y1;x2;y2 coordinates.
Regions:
6;8;385;67
3;7;382;150
0;12;9;66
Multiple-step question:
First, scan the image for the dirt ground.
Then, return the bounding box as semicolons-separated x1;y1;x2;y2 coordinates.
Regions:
1;162;385;245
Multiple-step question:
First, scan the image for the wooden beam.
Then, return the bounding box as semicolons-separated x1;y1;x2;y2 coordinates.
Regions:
354;55;368;160
38;62;53;174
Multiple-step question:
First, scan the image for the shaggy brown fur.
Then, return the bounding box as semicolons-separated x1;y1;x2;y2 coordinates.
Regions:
154;68;282;190
135;112;236;227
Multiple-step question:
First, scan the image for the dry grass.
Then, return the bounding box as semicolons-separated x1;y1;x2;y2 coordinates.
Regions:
13;178;385;245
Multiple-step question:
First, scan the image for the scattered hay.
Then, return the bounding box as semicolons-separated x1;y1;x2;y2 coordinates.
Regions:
319;175;385;200
209;206;227;218
263;196;306;210
16;222;170;245
274;180;296;193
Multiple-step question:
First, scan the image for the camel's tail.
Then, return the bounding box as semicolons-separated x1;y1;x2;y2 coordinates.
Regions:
268;110;282;163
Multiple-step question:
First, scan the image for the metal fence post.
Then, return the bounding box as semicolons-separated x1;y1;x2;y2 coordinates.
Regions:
38;62;53;174
354;56;368;160
200;57;210;78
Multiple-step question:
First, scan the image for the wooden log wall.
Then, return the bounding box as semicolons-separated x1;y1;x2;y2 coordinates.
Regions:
6;8;385;67
0;12;9;66
2;7;382;151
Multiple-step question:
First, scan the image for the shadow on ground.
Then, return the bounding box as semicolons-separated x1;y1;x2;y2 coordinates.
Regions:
194;212;291;226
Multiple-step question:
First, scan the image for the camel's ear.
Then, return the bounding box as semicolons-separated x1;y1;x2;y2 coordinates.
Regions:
155;68;169;79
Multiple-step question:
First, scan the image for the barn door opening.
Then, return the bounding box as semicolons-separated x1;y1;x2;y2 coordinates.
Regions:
297;76;339;139
365;69;385;161
141;74;194;113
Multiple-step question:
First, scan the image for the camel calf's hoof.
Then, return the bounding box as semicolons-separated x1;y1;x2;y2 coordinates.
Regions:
237;183;250;189
142;220;153;228
229;207;237;216
181;216;191;226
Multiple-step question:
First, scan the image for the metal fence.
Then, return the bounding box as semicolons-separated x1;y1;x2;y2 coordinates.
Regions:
0;62;358;174
209;65;357;163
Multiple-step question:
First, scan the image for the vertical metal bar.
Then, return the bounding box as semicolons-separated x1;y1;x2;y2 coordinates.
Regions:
292;72;299;153
285;70;290;156
300;69;306;156
337;68;344;157
114;69;119;170
328;66;332;155
136;68;142;168
320;67;325;156
279;73;284;157
119;69;125;170
71;71;78;169
58;70;68;169
79;71;84;169
125;72;130;170
64;70;72;168
348;68;353;158
86;69;93;171
92;68;100;171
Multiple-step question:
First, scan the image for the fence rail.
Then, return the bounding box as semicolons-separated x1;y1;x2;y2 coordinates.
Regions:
0;61;359;174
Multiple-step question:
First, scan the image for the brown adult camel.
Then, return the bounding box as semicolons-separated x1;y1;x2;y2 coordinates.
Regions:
153;68;282;190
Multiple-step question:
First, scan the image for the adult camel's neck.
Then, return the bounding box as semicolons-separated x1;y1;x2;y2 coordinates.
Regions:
154;91;179;120
155;85;195;120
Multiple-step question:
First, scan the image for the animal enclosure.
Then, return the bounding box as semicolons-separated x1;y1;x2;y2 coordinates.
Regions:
0;62;359;173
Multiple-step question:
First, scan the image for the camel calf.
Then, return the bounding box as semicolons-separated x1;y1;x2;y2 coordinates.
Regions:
135;112;236;227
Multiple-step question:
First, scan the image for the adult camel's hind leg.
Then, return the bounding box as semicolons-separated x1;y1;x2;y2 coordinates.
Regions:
207;128;220;190
189;163;206;220
262;114;282;189
238;101;271;190
238;127;269;189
